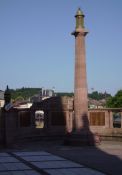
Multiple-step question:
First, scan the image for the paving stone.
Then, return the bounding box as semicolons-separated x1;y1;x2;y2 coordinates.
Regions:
2;162;31;171
0;170;41;175
43;168;65;175
0;156;19;163
0;172;10;175
0;153;10;157
14;151;51;156
44;168;77;175
0;163;7;171
0;151;105;175
60;167;105;175
21;155;66;162
44;168;106;175
22;170;42;175
31;160;83;169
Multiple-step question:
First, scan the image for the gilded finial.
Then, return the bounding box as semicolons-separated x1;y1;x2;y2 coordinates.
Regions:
75;8;84;17
75;8;85;28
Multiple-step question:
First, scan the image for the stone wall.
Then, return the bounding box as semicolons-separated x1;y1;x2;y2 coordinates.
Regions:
0;97;122;146
88;108;122;140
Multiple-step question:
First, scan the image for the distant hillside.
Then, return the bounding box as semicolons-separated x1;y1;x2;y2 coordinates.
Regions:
88;91;111;100
56;92;74;97
57;91;111;100
10;88;111;102
10;87;41;100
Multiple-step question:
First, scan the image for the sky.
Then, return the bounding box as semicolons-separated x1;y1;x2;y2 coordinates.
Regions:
0;0;122;95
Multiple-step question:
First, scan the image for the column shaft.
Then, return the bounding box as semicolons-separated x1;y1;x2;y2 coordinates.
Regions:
74;32;88;131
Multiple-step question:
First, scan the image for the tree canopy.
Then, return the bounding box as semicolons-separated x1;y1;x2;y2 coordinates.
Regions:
106;90;122;108
10;87;41;100
88;91;111;100
56;92;74;97
10;87;112;104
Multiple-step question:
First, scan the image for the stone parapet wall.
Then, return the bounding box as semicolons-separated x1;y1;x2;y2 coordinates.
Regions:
88;108;122;141
0;100;122;146
88;108;122;129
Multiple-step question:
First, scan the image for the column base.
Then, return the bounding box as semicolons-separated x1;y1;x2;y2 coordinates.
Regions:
64;131;101;146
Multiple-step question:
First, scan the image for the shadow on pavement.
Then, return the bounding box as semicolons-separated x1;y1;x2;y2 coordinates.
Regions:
7;114;122;175
45;114;122;175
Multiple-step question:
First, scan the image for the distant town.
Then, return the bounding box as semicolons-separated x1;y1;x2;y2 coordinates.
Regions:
0;87;122;109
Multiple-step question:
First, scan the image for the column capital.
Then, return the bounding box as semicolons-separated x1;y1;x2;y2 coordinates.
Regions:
72;28;88;37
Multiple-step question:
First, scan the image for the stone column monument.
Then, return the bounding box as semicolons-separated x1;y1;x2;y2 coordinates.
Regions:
65;9;96;145
72;8;88;131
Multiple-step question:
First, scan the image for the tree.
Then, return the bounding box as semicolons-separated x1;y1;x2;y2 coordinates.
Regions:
106;90;122;108
15;96;24;103
10;87;41;100
88;91;111;100
57;92;74;97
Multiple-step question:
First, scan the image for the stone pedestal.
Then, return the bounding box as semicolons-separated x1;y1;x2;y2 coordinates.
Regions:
64;131;96;146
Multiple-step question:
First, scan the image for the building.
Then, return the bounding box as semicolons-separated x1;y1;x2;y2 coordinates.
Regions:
88;99;106;109
31;88;55;102
13;101;32;109
0;90;4;107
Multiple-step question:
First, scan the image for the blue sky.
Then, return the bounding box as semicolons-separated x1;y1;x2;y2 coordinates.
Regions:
0;0;122;95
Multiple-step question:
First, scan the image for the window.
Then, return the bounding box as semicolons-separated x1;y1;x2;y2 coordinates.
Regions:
35;110;44;128
90;112;105;126
113;112;121;128
51;112;66;126
19;111;31;127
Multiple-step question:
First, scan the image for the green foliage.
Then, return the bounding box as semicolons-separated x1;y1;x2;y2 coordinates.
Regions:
10;87;41;100
10;87;112;104
88;91;111;100
56;91;111;100
56;92;74;97
106;90;122;108
15;96;24;101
